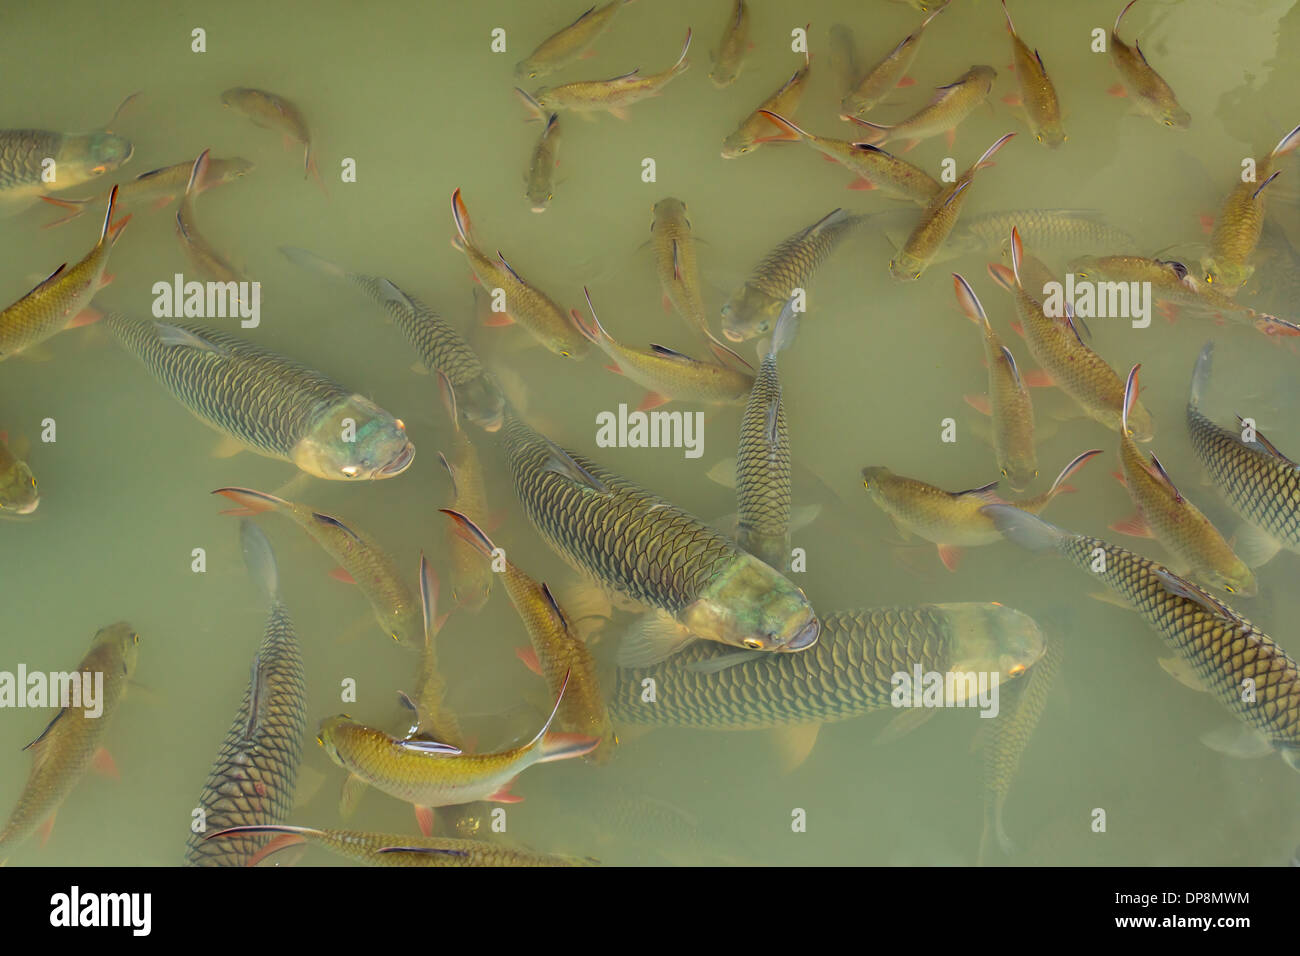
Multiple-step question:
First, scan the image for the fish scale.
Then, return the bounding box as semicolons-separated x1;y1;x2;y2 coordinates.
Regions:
210;826;593;866
0;130;62;191
736;350;790;568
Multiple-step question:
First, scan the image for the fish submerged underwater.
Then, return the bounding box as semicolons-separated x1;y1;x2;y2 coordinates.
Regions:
3;0;1300;875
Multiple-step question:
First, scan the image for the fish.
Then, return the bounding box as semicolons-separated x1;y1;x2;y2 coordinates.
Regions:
205;824;596;867
39;155;253;227
175;150;244;285
862;449;1101;571
450;188;588;358
1186;341;1300;567
441;509;618;762
840;5;946;119
849;65;997;150
0;431;38;516
515;0;633;80
280;246;504;431
734;305;795;570
436;379;494;611
501;412;819;662
984;505;1300;770
709;0;751;88
402;555;465;750
184;521;307;866
828;23;859;100
953;273;1037;492
611;603;1043;729
1201;124;1300;294
650;198;712;339
317;673;599;814
0;622;139;863
980;630;1062;863
720;207;863;342
103;315;415;480
0;94;135;214
890;133;1015;281
1107;0;1190;129
572;288;754;408
1253;218;1300;316
951;209;1136;259
1001;1;1065;148
525;113;562;212
211;487;422;646
755;111;942;203
720;45;812;158
1112;365;1255;595
521;29;692;120
0;186;128;360
220;87;323;186
988;228;1155;439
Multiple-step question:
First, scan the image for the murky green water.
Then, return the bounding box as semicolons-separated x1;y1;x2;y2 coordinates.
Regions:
1;0;1298;866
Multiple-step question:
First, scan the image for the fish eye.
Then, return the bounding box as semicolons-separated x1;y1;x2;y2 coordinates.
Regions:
1224;585;1235;594
1164;120;1173;127
1000;469;1007;477
560;349;571;357
132;632;140;644
757;322;769;333
30;478;36;488
743;638;763;650
391;631;401;642
1035;134;1042;143
315;735;324;746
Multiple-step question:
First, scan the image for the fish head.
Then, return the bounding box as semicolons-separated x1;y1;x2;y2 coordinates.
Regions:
0;459;39;515
720;131;755;159
860;466;894;501
941;602;1045;684
451;572;492;613
1001;459;1039;494
315;715;356;767
209;156;256;185
720;286;783;342
514;60;544;82
458;377;506;432
681;555;819;653
220;87;257;110
525;180;553;213
1036;124;1067;150
968;65;999;91
65;131;134;179
1203;562;1258;599
1200;257;1253;293
90;621;141;679
293;396;416;480
1160;105;1192;130
889;252;926;282
653;197;689;226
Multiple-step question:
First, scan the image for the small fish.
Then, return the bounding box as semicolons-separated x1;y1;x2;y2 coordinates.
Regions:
175;150;245;285
0;623;139;863
756;111;941;203
840;5;946;119
720;45;812;158
206;824;595;867
402;554;466;750
450;188;588;358
526;114;562;213
104;315;414;479
521;29;692;120
985;505;1300;770
515;0;634;80
1111;366;1254;595
650;198;711;340
1186;342;1300;566
220;87;323;186
0;431;38;516
988;228;1155;439
1001;1;1065;148
721;207;864;342
0;186;128;360
40;155;253;227
951;208;1136;259
0;94;135;214
1107;0;1190;129
890;133;1015;281
212;486;422;646
953;274;1037;491
862;448;1101;571
709;0;751;88
849;65;997;150
441;509;617;762
1201;124;1300;294
436;378;494;611
828;23;859;100
318;673;598;813
184;522;306;866
573;288;754;407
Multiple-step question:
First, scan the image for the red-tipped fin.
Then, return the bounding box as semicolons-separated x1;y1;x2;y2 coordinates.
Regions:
952;273;988;327
212;486;285;514
328;567;356;584
937;544;964;571
414;806;435;838
1110;512;1152;538
1021;368;1053;388
1048;449;1102;497
964;393;993;415
92;747;120;780
516;646;543;676
439;509;496;560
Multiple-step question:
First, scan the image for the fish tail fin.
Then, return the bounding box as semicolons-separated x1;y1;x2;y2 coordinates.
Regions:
986;262;1016;292
844;116;889;145
513;87;546;122
100;184;131;246
952;273;990;329
981;503;1067;552
105;91;141;132
770;301;799;355
39;195;91;227
755;110;805;143
1046;449;1103;499
279;245;344;277
435;371;460;430
185;149;211;198
538;731;602;763
1114;0;1138;35
974;132;1015;171
1122;365;1140;436
1001;0;1016;35
1189;341;1214;409
576;287;616;347
1271;123;1300;160
239;519;280;602
922;3;948;29
212;486;287;516
450;188;474;245
306;145;329;197
1008;227;1024;288
671;28;692;73
439;509;496;560
418;553;443;639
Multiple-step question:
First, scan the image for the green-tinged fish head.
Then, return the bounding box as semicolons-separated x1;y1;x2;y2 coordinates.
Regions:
1203;561;1258;599
941;603;1044;686
1200;257;1253;293
0;459;39;515
967;65;999;91
315;715;356;767
720;286;785;342
292;396;415;480
679;554;819;653
61;131;134;180
1001;460;1038;494
457;376;506;433
861;466;893;503
208;156;256;184
220;87;258;110
889;252;927;282
653;197;689;227
90;621;141;679
452;574;492;613
1036;124;1068;150
1160;104;1192;130
720;130;757;159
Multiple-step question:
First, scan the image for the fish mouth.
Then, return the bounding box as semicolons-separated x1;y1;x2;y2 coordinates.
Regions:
379;442;416;476
721;327;745;343
531;205;548;214
783;617;820;652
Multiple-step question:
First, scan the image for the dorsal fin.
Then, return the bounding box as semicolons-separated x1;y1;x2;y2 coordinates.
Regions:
310;511;363;544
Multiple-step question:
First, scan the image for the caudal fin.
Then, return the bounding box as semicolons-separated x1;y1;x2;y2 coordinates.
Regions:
953;273;990;330
1188;341;1214;409
280;245;345;277
239;519;280;602
981;503;1068;552
439;509;496;560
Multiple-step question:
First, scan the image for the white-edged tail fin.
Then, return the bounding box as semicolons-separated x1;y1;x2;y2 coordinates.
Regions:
1115;0;1139;35
981;503;1067;552
1047;449;1103;497
239;518;280;602
952;273;989;329
1122;365;1140;436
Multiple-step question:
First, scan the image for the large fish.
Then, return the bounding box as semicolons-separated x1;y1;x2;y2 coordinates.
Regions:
951;209;1135;259
184;522;307;866
0;430;38;516
220;87;323;186
0;622;139;863
436;379;494;611
450;188;587;358
709;0;751;88
525;113;562;213
985;505;1300;770
721;208;863;342
840;6;945;119
501;413;819;662
104;315;414;480
1186;342;1300;566
1001;1;1065;148
175;150;245;285
650;198;711;340
0;186;128;361
720;47;812;158
212;487;422;646
40;154;252;227
611;603;1043;729
1107;0;1189;129
850;65;997;150
515;0;633;80
0;94;135;214
1112;366;1254;595
280;246;503;432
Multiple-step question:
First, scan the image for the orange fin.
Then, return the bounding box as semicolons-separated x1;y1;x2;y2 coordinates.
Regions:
1107;83;1128;98
847;176;877;191
1198;214;1215;235
1110;512;1152;538
414;806;435;837
638;392;669;411
488;787;525;805
897;75;916;87
1111;469;1129;488
964;393;993;415
38;812;56;847
1001;93;1023;107
92;747;120;780
244;832;307;867
67;307;102;329
1021;369;1053;387
150;195;174;211
944;128;956;149
329;567;357;584
483;311;515;327
937;544;963;571
516;646;543;676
